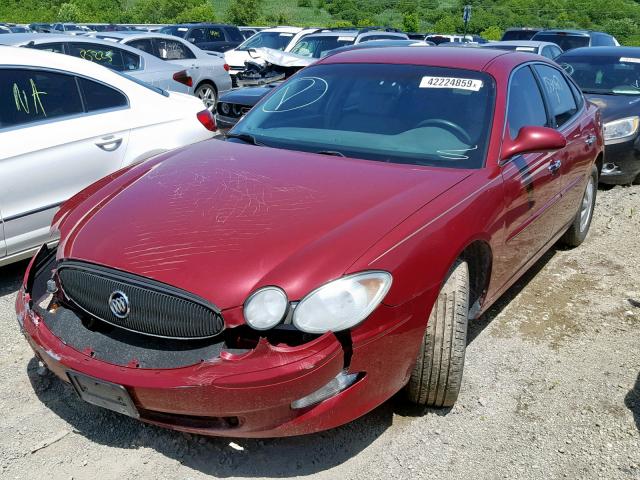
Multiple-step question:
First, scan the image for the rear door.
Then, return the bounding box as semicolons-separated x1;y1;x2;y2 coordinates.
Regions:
533;64;597;226
0;68;130;257
500;65;566;273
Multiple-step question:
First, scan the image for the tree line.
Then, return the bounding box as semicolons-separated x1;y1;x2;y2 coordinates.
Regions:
1;0;639;45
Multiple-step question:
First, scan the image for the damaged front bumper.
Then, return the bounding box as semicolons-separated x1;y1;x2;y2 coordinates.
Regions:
17;246;423;437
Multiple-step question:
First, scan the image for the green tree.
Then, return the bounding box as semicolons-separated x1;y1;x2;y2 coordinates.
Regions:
57;2;81;22
226;0;261;25
176;2;215;22
480;25;502;40
402;12;419;33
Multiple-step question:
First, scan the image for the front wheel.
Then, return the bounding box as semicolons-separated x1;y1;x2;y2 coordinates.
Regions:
195;83;217;111
561;164;598;247
406;260;469;408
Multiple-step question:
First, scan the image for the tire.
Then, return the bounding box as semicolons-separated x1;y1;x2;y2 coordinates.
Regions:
561;164;598;247
195;82;217;111
406;260;469;408
633;173;640;185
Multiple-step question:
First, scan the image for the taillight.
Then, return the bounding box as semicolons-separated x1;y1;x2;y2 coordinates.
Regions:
197;109;217;132
173;70;193;87
223;63;230;72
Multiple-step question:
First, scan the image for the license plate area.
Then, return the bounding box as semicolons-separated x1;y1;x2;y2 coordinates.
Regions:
67;371;139;418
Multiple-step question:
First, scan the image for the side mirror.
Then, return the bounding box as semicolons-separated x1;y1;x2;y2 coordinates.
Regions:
501;126;566;161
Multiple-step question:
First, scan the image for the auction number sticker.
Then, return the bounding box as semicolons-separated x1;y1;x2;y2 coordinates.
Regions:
620;57;640;64
420;76;483;91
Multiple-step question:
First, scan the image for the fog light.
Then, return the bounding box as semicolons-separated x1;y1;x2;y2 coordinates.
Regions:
291;370;359;410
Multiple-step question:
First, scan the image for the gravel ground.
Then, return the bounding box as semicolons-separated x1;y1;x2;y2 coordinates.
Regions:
0;184;638;480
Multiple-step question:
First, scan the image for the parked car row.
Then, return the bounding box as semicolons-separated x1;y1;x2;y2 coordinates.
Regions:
12;45;604;439
0;33;232;111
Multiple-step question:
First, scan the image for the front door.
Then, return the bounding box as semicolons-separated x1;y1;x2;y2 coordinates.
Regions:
499;65;566;277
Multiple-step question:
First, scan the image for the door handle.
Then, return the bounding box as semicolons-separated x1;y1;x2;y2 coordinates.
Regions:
548;159;562;174
585;134;597;146
95;136;123;152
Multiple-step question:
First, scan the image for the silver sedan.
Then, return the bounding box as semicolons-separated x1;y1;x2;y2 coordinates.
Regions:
0;33;193;94
95;32;233;110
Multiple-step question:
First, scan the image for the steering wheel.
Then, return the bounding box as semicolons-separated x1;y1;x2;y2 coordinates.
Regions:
415;119;472;144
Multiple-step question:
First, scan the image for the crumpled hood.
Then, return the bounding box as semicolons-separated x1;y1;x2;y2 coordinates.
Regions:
585;93;640;123
57;141;471;309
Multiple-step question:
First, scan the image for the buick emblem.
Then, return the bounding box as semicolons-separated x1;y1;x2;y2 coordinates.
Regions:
108;291;130;319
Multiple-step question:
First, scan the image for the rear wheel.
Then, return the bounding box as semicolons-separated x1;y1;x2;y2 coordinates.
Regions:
195;82;217;111
406;260;469;408
561;164;597;247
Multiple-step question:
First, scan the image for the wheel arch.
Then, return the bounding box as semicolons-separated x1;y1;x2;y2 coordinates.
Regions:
457;239;493;319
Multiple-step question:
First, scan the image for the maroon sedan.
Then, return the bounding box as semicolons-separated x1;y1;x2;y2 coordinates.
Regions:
17;47;603;437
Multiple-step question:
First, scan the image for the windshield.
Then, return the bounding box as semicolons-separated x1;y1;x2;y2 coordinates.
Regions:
64;25;84;32
230;63;495;169
534;33;588;51
238;31;295;51
560;55;640;95
290;35;356;58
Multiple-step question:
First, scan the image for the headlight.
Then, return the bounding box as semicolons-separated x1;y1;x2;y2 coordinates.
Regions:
244;287;288;330
604;116;639;143
219;102;230;115
293;271;392;334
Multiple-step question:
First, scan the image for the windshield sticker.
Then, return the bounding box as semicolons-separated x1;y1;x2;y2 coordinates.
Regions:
420;76;483;91
262;77;328;113
515;47;536;52
337;36;355;41
177;27;188;31
620;57;640;64
279;33;294;37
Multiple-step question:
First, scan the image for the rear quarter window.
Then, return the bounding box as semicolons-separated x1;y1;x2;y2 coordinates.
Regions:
78;78;128;112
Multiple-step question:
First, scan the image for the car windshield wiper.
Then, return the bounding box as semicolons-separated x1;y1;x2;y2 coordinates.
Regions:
316;150;345;157
225;133;265;146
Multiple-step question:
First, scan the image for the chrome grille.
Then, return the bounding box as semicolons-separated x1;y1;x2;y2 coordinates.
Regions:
58;263;224;340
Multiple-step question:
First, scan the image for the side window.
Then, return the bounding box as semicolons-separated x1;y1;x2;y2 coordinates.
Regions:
205;27;225;41
533;64;578;128
155;39;195;60
550;46;562;59
507;66;548;138
225;27;244;42
0;68;83;129
67;43;141;72
78;78;128;112
541;46;554;59
31;42;65;54
127;38;154;55
53;24;62;31
188;28;207;43
567;78;584;109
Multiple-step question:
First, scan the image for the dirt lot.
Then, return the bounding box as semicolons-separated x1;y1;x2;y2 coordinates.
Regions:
0;184;638;480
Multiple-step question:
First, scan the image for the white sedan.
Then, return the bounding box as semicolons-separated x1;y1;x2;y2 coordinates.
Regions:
0;46;218;266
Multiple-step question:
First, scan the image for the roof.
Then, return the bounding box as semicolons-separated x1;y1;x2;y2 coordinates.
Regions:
557;46;640;57
317;45;537;71
535;29;599;36
0;44;121;77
